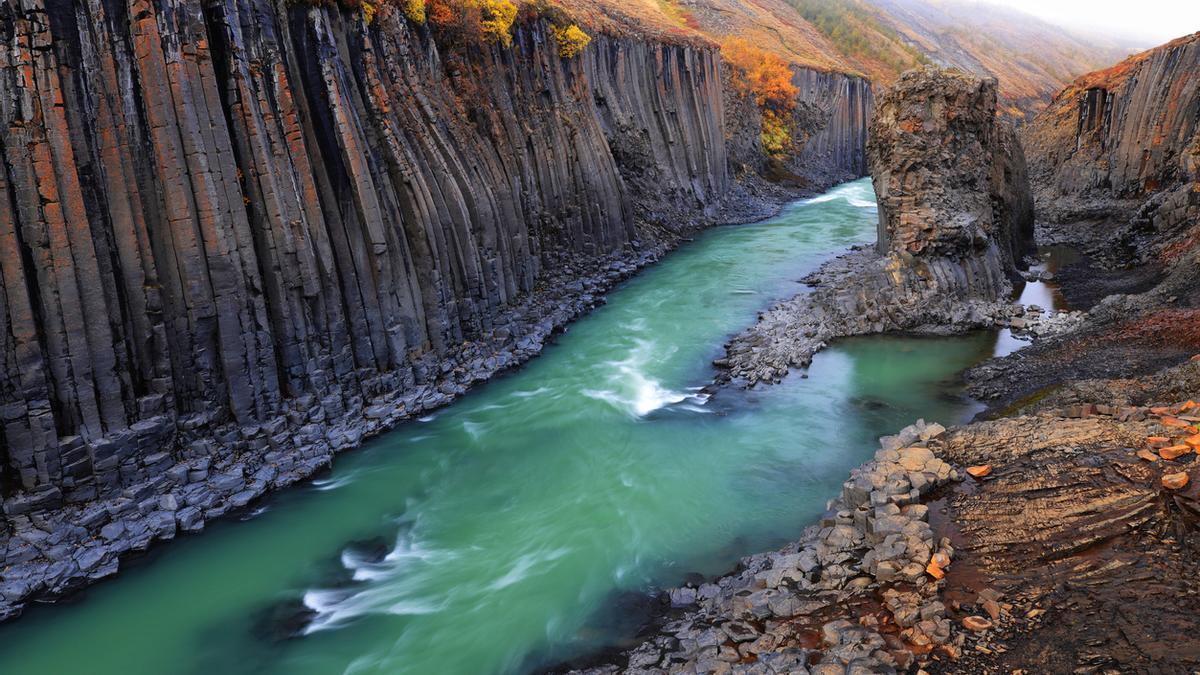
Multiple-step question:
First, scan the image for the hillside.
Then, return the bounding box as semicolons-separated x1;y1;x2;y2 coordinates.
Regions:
861;0;1135;117
556;0;1135;119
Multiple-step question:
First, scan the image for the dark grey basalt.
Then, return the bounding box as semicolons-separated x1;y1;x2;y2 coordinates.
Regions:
0;0;872;619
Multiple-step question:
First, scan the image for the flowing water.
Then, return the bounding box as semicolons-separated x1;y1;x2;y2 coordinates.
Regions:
0;179;1001;675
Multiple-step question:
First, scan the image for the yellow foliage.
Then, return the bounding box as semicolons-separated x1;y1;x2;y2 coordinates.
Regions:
551;24;591;59
401;0;426;24
362;0;377;24
477;0;517;47
723;39;798;158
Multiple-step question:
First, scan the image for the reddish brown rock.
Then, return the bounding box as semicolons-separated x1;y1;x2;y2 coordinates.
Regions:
962;616;993;632
1162;472;1190;490
1159;445;1193;461
966;465;993;478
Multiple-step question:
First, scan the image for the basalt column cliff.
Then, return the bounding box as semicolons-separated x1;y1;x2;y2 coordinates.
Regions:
0;0;872;617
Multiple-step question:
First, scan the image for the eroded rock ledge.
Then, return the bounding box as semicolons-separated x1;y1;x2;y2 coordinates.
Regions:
716;68;1034;386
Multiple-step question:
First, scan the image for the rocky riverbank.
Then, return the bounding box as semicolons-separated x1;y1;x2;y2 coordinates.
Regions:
0;176;826;622
564;352;1200;674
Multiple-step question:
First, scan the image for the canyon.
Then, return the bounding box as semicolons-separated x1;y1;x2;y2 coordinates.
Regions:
1;0;1198;674
0;0;874;620
571;29;1200;675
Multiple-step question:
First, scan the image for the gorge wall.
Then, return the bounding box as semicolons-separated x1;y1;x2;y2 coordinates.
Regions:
1023;31;1200;246
0;0;870;616
789;68;873;186
1021;30;1200;311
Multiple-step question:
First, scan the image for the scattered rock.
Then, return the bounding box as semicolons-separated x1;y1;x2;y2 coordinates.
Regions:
1162;472;1190;490
966;465;993;478
1159;445;1192;460
962;616;994;632
1137;449;1161;462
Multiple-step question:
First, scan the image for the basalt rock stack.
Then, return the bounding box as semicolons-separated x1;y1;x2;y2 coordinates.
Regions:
870;67;1033;278
718;67;1034;386
0;0;871;618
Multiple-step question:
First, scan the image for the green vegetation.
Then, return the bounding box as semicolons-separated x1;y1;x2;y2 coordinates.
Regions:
787;0;927;76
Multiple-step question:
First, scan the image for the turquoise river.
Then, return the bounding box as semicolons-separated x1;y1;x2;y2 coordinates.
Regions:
0;179;1007;674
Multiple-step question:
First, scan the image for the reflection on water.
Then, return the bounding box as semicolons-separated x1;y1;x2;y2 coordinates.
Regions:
993;245;1080;358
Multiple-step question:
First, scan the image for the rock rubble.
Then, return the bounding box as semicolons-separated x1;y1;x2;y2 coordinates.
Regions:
569;419;972;675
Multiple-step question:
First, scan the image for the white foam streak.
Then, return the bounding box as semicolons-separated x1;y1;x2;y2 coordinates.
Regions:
312;474;355;492
581;338;705;417
302;532;454;634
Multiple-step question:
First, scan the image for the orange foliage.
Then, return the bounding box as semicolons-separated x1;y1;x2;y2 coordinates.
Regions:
426;0;517;47
723;38;798;157
428;0;455;25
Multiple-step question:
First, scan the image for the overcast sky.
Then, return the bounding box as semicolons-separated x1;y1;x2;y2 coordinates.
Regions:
980;0;1200;45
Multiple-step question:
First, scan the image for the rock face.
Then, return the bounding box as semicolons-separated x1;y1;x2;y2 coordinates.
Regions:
0;1;871;617
871;68;1033;275
719;67;1034;386
789;69;873;186
1022;31;1200;264
1024;32;1200;206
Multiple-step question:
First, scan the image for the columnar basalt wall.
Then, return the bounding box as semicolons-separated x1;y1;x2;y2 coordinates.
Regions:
790;68;873;186
1024;32;1200;204
1022;32;1200;272
1;0;634;511
0;0;873;616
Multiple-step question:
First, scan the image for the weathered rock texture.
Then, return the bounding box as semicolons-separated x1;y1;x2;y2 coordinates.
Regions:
718;67;1034;386
871;68;1033;273
788;69;872;187
0;0;872;618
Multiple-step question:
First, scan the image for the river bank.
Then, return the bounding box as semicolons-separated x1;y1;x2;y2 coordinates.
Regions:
0;177;807;623
0;178;1014;675
564;352;1200;674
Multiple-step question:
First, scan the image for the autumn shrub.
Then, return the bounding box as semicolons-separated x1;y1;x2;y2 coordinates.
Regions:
723;39;799;158
399;0;426;23
551;24;591;59
426;0;517;48
478;0;518;47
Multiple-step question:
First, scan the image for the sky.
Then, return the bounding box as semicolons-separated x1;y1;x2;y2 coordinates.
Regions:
979;0;1200;45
